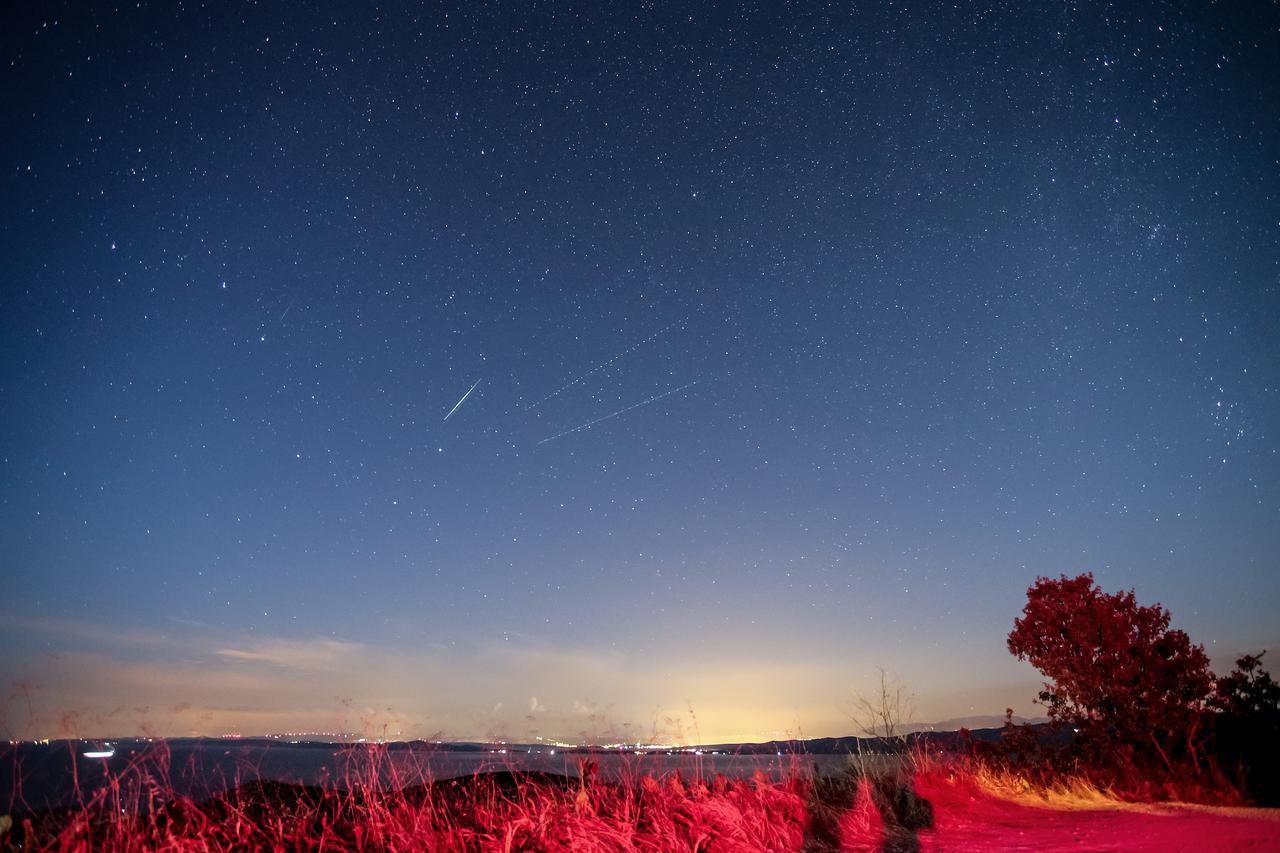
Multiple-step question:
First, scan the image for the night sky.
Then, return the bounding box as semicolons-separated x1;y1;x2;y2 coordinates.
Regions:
2;2;1278;744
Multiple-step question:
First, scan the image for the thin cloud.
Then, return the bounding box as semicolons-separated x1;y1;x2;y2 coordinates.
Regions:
215;639;367;670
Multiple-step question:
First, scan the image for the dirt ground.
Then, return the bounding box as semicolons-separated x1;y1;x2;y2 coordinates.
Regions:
906;772;1280;852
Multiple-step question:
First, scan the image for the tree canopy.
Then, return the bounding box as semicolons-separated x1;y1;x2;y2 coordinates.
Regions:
1007;572;1213;770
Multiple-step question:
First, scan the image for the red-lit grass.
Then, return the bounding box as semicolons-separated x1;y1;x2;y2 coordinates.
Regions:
4;746;816;851
4;745;1279;851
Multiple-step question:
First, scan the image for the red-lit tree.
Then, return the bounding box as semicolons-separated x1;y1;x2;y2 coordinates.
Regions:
1007;573;1214;773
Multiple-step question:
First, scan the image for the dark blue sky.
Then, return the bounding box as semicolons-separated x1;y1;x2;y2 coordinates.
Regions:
2;1;1277;743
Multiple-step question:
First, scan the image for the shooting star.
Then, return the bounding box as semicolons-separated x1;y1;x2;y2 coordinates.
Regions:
537;381;697;445
523;315;687;411
278;299;295;322
443;378;482;422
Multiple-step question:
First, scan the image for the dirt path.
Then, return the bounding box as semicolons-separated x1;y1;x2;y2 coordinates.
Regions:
910;773;1280;852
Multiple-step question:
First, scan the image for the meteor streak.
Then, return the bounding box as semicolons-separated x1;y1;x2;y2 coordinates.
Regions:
537;381;697;445
443;378;482;422
524;316;686;411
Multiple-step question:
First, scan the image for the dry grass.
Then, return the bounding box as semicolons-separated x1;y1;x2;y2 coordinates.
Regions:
4;744;1273;851
953;758;1127;811
3;747;818;851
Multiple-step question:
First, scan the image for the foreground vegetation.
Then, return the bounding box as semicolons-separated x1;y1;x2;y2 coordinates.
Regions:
996;573;1280;807
4;747;1278;852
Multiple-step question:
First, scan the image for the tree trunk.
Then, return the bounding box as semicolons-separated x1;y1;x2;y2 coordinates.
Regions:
1149;732;1175;775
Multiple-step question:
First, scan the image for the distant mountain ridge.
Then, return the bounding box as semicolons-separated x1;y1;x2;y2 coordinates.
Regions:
903;714;1046;732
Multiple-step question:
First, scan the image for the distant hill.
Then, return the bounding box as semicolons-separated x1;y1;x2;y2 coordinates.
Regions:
673;722;1061;756
904;714;1046;733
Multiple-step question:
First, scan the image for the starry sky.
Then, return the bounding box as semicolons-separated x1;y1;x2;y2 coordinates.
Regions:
2;1;1278;744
